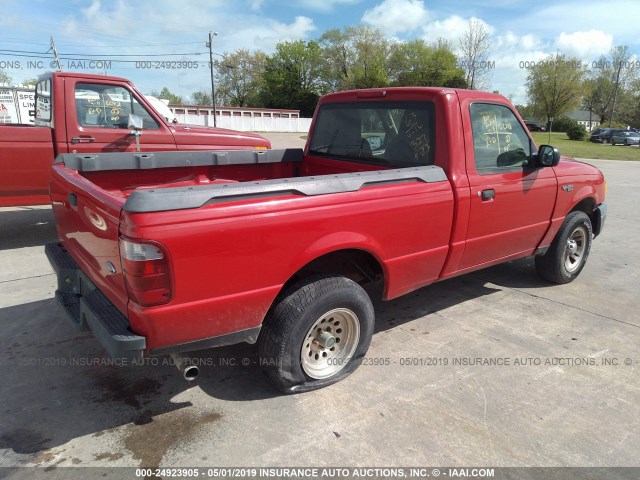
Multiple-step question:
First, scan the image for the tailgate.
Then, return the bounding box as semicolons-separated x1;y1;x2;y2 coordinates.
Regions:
49;162;128;315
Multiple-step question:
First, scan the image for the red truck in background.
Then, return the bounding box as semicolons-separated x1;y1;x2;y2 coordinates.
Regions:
46;87;606;393
0;72;270;207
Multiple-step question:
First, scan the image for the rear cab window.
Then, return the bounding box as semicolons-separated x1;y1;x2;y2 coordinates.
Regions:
75;83;160;130
308;101;435;168
470;103;531;173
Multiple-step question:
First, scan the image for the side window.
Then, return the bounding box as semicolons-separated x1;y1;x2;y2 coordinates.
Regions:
470;103;531;172
75;83;159;130
132;97;160;129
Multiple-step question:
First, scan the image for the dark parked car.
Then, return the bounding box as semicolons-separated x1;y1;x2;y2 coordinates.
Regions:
525;122;545;132
590;128;613;143
610;131;640;146
601;129;627;144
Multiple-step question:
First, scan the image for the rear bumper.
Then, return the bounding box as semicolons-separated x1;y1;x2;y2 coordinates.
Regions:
45;242;146;361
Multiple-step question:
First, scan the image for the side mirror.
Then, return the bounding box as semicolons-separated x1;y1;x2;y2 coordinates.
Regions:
127;114;144;130
127;114;144;152
535;144;560;167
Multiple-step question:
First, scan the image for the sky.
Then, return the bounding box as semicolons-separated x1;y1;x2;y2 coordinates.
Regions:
1;0;639;107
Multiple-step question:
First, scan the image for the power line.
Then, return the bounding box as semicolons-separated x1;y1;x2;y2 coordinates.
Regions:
0;48;206;57
0;40;204;48
0;52;208;64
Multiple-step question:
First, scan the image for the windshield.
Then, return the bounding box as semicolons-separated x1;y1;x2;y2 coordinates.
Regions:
308;101;435;167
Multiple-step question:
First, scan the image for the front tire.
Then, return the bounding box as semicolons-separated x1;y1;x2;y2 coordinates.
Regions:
535;211;593;284
258;275;374;393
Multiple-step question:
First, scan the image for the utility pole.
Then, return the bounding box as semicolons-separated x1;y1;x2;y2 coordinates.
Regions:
49;36;62;71
206;31;218;127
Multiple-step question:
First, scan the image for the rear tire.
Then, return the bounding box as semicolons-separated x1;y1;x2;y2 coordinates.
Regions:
258;275;374;393
535;211;592;284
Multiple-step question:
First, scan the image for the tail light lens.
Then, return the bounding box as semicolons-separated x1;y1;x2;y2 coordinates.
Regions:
119;237;172;306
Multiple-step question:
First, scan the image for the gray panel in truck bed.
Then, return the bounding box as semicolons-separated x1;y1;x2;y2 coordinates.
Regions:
55;148;304;171
122;166;448;213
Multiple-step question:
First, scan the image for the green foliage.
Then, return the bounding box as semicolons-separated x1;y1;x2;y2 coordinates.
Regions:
259;40;323;117
388;40;467;88
612;79;640;128
526;53;584;125
0;69;11;84
550;116;575;133
582;73;615;125
566;121;586;141
514;104;535;119
150;87;183;104
215;49;267;107
606;120;629;129
348;26;390;89
318;26;391;91
191;91;212;106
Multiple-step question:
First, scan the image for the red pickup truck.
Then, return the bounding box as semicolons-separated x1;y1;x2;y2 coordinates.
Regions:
46;87;606;393
0;72;270;207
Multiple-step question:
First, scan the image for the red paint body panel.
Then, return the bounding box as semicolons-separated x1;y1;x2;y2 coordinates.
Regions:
49;86;607;355
0;72;270;207
0;126;54;206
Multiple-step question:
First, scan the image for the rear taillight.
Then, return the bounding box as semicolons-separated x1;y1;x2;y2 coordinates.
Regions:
119;237;172;307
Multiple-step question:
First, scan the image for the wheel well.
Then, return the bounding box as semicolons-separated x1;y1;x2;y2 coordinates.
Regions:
282;249;384;298
570;197;596;226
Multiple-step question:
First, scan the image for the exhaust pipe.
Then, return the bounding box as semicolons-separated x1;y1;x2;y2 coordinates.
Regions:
170;353;199;381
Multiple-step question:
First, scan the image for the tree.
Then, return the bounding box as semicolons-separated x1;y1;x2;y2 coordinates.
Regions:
0;69;11;85
259;40;323;116
318;25;390;91
585;46;638;126
526;53;585;132
388;39;466;87
150;87;183;104
191;91;211;105
458;19;492;90
582;73;615;126
607;45;636;126
318;28;353;92
566;120;586;141
514;104;535;119
614;79;640;128
215;49;267;107
348;25;390;89
22;78;38;86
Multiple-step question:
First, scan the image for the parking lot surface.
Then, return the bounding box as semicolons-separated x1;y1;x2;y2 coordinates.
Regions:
0;139;638;475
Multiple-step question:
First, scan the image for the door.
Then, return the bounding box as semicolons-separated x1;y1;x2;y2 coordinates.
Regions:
65;80;177;153
459;102;557;269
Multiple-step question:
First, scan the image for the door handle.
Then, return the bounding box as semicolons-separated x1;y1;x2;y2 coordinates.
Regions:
71;136;95;144
480;189;495;201
67;192;78;207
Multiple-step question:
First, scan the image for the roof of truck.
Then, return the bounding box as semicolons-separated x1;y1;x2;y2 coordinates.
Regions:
320;87;510;105
37;71;131;84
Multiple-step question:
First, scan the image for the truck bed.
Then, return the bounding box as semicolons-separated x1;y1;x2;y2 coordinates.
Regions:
56;149;444;213
62;149;303;203
49;148;454;353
